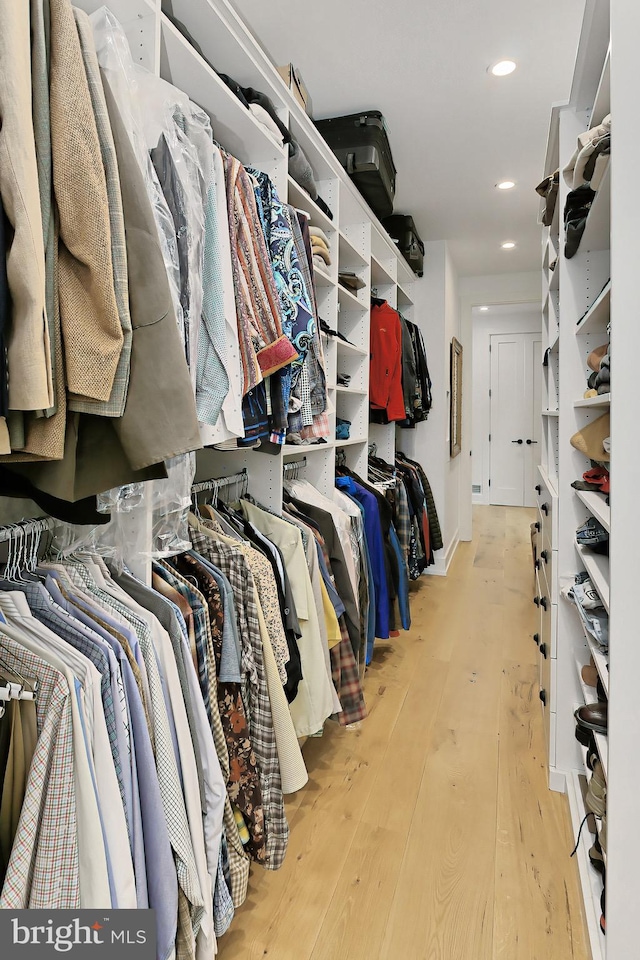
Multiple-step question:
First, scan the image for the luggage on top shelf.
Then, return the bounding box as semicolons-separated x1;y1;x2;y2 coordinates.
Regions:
382;214;425;276
315;111;396;219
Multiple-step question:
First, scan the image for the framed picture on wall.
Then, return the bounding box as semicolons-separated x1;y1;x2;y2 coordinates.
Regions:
450;337;463;458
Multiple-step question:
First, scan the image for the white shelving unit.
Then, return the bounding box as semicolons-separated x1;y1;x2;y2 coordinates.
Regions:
534;0;640;954
86;0;418;512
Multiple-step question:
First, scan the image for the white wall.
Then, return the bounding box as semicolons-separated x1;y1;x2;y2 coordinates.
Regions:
458;271;542;541
401;241;460;574
471;307;541;504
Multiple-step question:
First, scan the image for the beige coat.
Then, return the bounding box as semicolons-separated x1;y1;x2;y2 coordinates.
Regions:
0;0;53;411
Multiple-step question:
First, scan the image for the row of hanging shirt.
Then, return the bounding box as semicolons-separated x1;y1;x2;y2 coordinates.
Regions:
0;4;328;512
0;467;379;959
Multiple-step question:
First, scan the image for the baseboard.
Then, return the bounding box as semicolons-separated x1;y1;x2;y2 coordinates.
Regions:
548;767;566;793
424;557;447;577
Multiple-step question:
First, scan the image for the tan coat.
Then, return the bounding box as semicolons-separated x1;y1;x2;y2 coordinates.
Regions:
0;0;53;411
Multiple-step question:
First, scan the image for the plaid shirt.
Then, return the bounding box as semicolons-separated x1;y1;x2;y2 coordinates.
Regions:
161;560;250;909
0;636;79;908
393;478;412;564
190;519;289;871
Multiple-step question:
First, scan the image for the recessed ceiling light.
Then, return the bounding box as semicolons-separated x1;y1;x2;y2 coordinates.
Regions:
501;241;516;250
490;60;517;77
497;180;516;190
480;306;489;311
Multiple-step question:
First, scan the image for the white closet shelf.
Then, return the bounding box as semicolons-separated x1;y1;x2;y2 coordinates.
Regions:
313;266;336;288
282;442;334;458
574;393;610;408
337;284;368;312
287;176;336;235
542;409;560;417
575;489;610;533
159;15;284;166
580;165;611;253
549;332;559;352
371;255;396;287
589;46;611;131
335;386;367;396
549;264;560;292
594;733;608;780
397;285;414;308
576;281;611;334
335;437;368;447
575;544;610;612
338;231;368;268
566;771;606;960
579;621;609;697
336;339;368;357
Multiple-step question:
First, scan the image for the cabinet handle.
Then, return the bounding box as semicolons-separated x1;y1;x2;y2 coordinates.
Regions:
533;633;540;646
535;484;542;494
540;597;548;611
541;550;549;563
512;439;524;445
534;522;541;532
535;558;541;570
539;689;547;706
533;596;540;607
542;503;549;516
540;643;548;659
526;439;538;445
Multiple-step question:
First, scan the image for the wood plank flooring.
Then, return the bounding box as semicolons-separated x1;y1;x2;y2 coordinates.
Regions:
218;505;589;960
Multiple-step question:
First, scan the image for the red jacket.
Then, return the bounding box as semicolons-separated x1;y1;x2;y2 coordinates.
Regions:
369;301;405;422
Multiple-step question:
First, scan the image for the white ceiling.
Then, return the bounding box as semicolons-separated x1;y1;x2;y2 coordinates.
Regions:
233;0;585;277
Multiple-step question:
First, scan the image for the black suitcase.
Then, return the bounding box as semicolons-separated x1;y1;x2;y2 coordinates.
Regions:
315;111;396;220
383;214;425;276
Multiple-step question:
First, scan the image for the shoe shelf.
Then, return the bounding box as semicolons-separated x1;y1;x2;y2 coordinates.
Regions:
576;280;611;335
574;489;610;533
580;163;611;254
575;544;610;612
542;409;560;416
594;732;608;781
576;663;608;777
573;393;611;408
549;263;560;292
566;770;606;960
579;621;609;698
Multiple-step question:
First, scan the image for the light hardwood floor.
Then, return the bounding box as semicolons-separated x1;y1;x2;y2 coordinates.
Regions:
218;505;589;960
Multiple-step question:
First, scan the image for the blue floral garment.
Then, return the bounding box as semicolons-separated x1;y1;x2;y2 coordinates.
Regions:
248;170;318;443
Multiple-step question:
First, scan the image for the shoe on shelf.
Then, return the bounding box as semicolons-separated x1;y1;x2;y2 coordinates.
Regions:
575;724;596;749
600;885;606;936
581;663;599;687
586;761;606;817
575;701;608;735
596;677;607;703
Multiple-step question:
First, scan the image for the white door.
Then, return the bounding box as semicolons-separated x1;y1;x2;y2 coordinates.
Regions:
490;332;542;507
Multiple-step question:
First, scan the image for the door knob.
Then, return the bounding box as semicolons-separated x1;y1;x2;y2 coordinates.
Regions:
512;439;523;445
526;439;538;445
535;485;542;494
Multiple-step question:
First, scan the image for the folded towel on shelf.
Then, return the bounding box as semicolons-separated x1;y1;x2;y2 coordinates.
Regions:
309;225;330;245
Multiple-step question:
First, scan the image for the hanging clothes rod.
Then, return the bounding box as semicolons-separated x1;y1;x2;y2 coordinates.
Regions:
192;469;248;501
282;457;307;480
0;515;56;546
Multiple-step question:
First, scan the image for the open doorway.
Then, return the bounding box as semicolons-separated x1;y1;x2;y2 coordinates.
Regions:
471;302;542;507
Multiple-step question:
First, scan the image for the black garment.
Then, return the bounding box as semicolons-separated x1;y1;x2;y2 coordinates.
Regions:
564;183;596;259
0;464;110;524
242;88;291;145
0;196;9;417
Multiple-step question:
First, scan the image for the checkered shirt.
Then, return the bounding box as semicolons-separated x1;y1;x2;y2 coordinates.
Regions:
190;522;289;871
0;636;79;908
